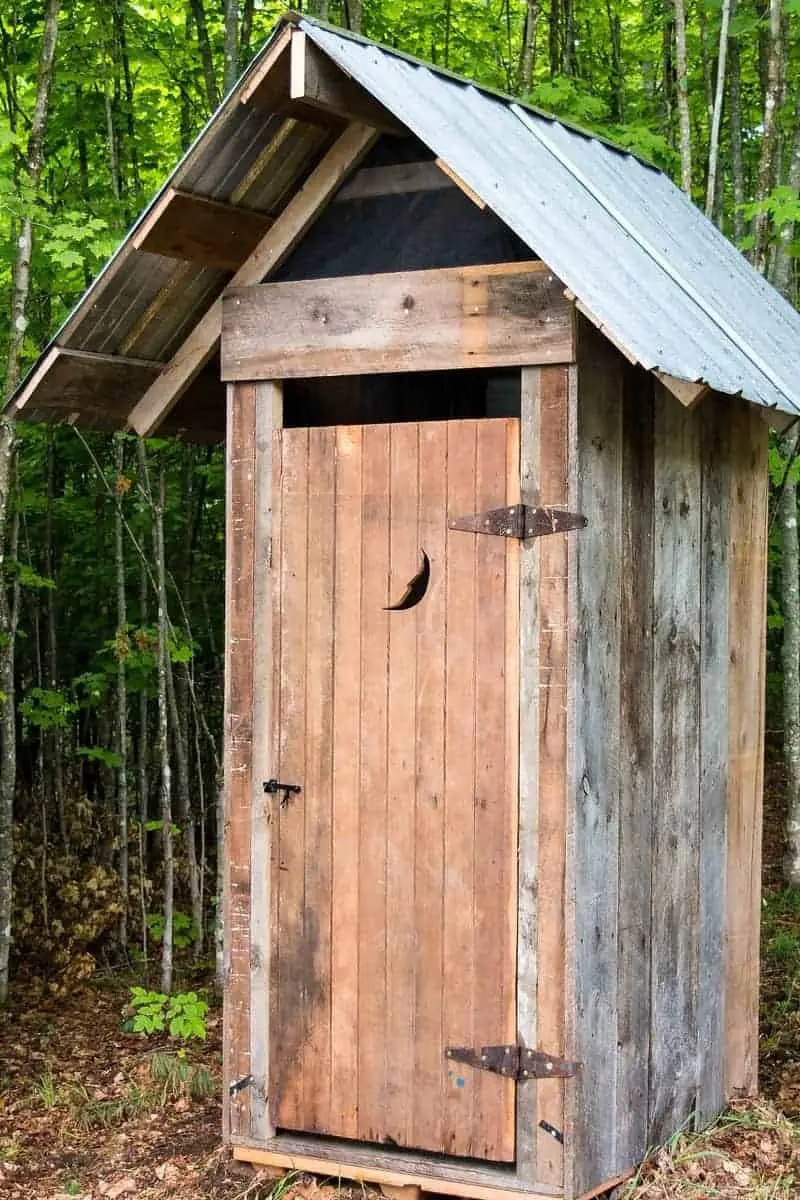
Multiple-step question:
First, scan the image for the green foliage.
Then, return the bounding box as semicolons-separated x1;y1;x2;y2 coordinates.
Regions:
19;687;77;731
145;909;196;947
128;986;209;1040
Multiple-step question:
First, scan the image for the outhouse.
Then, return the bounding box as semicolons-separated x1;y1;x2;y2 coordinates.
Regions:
9;13;799;1200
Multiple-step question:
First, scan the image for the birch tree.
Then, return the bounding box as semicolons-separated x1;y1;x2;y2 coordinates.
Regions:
705;0;731;220
753;0;784;273
674;0;692;194
0;0;61;1007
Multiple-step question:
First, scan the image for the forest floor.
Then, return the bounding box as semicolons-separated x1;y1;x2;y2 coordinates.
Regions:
1;757;799;1200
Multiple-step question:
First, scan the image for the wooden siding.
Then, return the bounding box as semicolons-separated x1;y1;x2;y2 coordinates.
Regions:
516;365;574;1191
268;418;520;1161
568;321;768;1196
223;382;257;1141
725;401;769;1096
221;263;573;380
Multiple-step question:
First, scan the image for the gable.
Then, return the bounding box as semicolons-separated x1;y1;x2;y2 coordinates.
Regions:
8;12;800;439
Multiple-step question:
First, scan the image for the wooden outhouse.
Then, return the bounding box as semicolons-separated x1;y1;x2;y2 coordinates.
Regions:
11;13;800;1200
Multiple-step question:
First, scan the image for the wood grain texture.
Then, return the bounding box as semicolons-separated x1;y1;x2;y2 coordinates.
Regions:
516;368;541;1184
725;400;768;1097
270;426;310;1130
223;383;257;1141
615;365;654;1169
571;322;623;1195
411;421;448;1155
250;382;283;1141
649;384;702;1145
221;263;572;381
330;424;363;1139
128;122;378;436
696;395;730;1125
134;189;274;271
534;366;571;1190
290;30;403;133
232;1142;563;1200
269;419;519;1160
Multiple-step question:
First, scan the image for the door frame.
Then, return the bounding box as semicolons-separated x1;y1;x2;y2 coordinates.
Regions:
222;357;577;1193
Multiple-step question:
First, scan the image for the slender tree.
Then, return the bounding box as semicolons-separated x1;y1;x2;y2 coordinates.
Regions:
753;0;784;272
674;0;692;193
115;436;129;949
706;0;731;221
0;0;62;1007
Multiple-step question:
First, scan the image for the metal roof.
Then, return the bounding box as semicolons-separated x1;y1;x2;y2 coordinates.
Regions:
302;17;800;418
9;12;800;431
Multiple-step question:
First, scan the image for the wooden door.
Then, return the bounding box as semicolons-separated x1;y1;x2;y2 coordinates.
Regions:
269;418;520;1161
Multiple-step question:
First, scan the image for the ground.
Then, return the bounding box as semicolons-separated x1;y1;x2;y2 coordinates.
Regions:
0;756;799;1200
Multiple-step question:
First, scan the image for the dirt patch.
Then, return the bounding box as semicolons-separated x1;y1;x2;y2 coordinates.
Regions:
0;981;372;1200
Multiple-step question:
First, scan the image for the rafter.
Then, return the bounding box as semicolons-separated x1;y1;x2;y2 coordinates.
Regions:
126;121;379;437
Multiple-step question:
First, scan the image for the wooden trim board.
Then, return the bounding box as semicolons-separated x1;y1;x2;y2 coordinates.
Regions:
221;262;573;381
290;29;403;133
232;1145;562;1200
232;1144;632;1200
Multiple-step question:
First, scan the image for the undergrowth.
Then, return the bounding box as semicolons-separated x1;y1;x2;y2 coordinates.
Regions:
21;1051;216;1131
760;887;800;1064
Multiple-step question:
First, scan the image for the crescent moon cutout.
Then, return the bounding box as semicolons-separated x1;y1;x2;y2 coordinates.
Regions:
384;550;430;611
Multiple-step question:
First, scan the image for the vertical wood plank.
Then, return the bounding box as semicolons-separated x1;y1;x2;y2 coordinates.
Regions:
412;421;448;1154
534;366;570;1188
571;323;623;1194
696;395;730;1124
357;423;391;1144
250;381;283;1142
330;424;363;1138
649;383;702;1144
517;369;541;1182
442;420;477;1158
384;423;420;1147
615;365;654;1168
302;425;337;1132
270;426;310;1130
725;401;768;1097
223;381;257;1142
472;418;517;1162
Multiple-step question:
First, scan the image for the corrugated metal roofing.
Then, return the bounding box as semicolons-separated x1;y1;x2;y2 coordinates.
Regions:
303;18;800;418
9;12;800;429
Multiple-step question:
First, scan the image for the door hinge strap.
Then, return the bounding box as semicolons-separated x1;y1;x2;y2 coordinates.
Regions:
448;505;587;539
446;1045;581;1080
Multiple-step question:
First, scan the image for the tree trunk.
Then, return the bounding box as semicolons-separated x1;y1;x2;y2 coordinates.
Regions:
189;0;220;113
705;0;731;221
345;0;364;35
0;0;62;1009
115;436;129;949
728;6;745;244
45;431;67;851
152;461;173;994
136;441;150;970
753;0;783;273
166;652;202;957
240;0;255;70
781;436;800;886
520;0;540;95
674;0;692;193
224;0;238;94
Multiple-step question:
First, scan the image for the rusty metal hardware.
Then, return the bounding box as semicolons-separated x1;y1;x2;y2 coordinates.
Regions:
446;1045;580;1081
229;1074;254;1096
448;504;587;539
263;779;302;808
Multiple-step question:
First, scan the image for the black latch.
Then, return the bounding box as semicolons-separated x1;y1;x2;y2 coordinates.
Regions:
263;779;302;808
446;1045;580;1080
448;504;587;540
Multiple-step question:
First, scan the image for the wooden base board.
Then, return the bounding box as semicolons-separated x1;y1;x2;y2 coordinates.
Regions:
232;1146;561;1200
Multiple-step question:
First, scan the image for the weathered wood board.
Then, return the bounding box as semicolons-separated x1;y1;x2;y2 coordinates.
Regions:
268;418;520;1160
221;263;573;380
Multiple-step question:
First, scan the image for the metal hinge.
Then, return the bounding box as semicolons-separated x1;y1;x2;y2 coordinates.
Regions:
448;504;587;539
446;1045;581;1081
